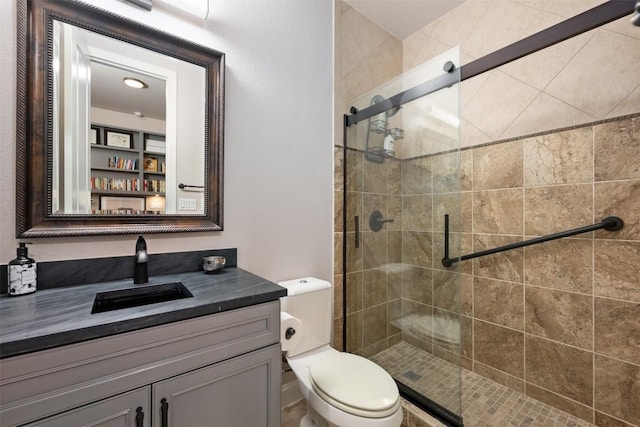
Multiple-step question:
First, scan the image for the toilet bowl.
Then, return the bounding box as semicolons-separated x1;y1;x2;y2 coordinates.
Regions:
279;278;403;427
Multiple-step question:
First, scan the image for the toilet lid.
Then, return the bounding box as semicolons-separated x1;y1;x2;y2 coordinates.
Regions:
307;352;399;417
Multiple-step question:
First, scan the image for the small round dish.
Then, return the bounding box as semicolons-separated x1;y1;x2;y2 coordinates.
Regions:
203;256;226;272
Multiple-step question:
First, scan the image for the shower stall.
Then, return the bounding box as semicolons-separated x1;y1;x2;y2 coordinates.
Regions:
340;2;639;426
342;47;464;425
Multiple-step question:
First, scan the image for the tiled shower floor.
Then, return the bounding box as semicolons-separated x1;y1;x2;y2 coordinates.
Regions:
370;342;594;427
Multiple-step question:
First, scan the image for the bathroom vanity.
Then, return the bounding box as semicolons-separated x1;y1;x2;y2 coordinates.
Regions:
0;267;286;427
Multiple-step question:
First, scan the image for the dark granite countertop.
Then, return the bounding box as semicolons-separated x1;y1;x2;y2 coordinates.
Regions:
0;267;286;359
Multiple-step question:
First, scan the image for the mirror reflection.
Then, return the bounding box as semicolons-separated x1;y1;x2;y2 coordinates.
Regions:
51;20;206;215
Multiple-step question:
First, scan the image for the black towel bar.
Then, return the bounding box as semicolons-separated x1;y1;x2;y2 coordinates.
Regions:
442;215;624;267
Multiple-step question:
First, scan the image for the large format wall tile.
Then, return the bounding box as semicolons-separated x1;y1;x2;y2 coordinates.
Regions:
460;149;473;192
524;184;593;236
363;267;388;309
388;159;402;195
595;180;640;240
403;157;432;195
461;0;536;60
499;10;593;91
545;30;640;119
335;232;345;273
474;320;524;378
523;126;593;186
594;240;640;303
595;411;636;427
608;86;640;119
525;335;593;406
474;277;524;330
363;159;389;194
432;270;460;312
524;238;593;293
403;195;433;231
362;230;389;269
474;361;524;392
363;304;389;347
345;191;362;233
595;354;640;425
364;193;388;222
403;231;433;268
525;286;593;349
427;0;491;52
433;193;470;234
473;189;524;235
473;235;524;283
594;298;640;365
387;299;402;337
346;311;363;353
525;383;594;423
431;151;461;194
472;138;523;189
335;191;344;233
594;116;640;181
346;150;363;192
502;93;597;141
388;231;402;264
388;196;403;231
464;71;539;140
346;271;363;314
402;266;433;305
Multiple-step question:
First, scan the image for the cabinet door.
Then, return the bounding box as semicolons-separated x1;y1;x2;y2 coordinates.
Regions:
152;344;281;427
24;387;150;427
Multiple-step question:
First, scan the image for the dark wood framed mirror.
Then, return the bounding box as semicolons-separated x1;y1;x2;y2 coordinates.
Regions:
16;0;224;237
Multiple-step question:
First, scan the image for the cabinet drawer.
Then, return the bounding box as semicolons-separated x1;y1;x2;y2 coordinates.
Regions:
0;301;279;426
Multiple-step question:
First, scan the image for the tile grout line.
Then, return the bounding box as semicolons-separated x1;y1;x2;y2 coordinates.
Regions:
591;123;597;425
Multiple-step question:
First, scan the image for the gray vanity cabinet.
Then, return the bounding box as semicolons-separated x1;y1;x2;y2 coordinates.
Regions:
23;387;150;427
152;344;281;426
0;301;281;427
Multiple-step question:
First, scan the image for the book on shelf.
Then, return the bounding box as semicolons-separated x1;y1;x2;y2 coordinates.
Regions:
143;178;166;193
107;156;138;170
90;177;140;192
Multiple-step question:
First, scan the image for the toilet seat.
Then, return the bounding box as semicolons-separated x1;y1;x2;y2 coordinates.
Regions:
307;351;399;418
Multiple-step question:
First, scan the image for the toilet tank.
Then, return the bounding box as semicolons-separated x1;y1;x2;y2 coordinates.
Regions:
279;277;332;357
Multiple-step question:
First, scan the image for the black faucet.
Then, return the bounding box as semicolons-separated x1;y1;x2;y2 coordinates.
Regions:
133;235;149;284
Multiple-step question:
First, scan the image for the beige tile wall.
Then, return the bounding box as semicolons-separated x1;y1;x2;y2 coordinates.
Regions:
403;0;640;148
455;115;640;426
338;115;640;427
333;0;403;352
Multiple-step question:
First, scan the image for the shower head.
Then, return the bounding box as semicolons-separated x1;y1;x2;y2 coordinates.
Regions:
370;95;401;117
633;1;640;26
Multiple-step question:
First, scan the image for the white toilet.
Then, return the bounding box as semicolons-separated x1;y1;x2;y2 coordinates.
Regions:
279;277;403;427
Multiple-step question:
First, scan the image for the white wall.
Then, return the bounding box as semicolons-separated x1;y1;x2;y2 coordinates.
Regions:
0;0;335;284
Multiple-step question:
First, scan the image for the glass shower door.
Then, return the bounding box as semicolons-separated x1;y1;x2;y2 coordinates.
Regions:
343;47;463;425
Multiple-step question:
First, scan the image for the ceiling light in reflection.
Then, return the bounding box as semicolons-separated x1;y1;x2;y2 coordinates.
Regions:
123;77;148;89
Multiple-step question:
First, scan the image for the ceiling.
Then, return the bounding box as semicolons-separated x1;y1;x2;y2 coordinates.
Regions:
344;0;466;40
92;62;166;120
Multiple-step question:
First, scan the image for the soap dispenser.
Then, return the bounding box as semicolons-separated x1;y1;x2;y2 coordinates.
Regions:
8;243;37;296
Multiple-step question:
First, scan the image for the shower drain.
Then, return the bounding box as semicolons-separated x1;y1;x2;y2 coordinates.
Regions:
403;370;422;381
